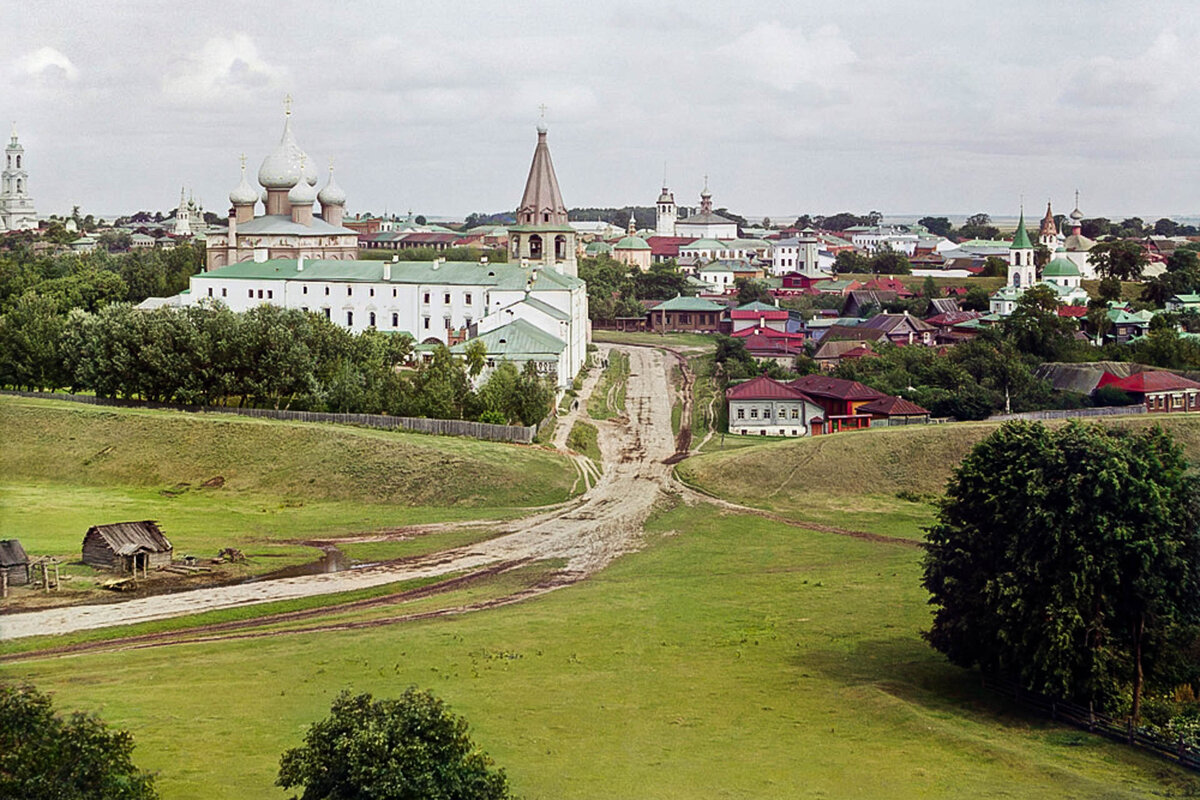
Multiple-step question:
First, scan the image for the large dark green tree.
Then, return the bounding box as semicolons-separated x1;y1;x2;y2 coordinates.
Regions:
0;684;158;800
1088;240;1149;282
923;422;1200;719
278;689;512;800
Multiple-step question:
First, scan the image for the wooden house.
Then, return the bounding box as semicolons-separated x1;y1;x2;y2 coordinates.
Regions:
82;521;173;574
0;539;30;587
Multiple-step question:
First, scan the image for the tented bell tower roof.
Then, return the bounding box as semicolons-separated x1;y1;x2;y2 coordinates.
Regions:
516;126;568;227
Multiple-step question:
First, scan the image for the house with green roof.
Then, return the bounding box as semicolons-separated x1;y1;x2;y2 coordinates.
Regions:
450;319;567;384
647;294;727;333
1166;294;1200;313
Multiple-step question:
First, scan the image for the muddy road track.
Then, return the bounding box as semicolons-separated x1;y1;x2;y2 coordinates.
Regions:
0;345;681;642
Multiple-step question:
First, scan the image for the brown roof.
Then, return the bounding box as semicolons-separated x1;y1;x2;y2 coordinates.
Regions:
789;375;888;401
516;129;568;225
857;395;929;416
87;521;172;555
726;374;815;401
821;325;887;343
860;313;936;333
813;339;875;361
0;539;28;567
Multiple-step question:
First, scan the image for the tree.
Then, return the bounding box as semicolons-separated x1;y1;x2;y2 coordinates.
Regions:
961;285;991;312
958;213;1000;241
278;689;512;800
0;683;158;800
462;339;487;378
923;422;1200;718
1089;240;1148;282
922;275;939;299
415;215;427;225
1154;218;1179;237
833;250;870;274
868;249;911;275
918;216;954;237
734;278;773;306
1002;284;1077;360
980;256;1007;278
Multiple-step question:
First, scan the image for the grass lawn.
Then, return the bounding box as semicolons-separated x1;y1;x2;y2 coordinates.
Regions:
0;396;579;597
3;502;1193;799
593;330;717;351
566;420;602;466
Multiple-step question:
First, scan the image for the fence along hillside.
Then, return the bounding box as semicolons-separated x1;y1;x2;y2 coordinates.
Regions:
1;391;537;444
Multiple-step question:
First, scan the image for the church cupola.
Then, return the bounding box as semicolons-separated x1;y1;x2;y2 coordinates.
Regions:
318;163;346;228
259;96;318;215
288;156;317;226
509;118;577;277
699;181;714;215
1038;200;1058;248
656;181;676;237
228;154;258;223
1069;190;1084;234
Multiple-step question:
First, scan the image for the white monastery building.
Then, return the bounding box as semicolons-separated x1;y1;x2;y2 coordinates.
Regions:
152;107;589;389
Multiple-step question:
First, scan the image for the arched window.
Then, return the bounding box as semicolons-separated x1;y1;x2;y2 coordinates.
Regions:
554;235;566;260
369;312;376;328
15;155;20;168
15;179;21;193
1013;272;1022;288
529;234;543;259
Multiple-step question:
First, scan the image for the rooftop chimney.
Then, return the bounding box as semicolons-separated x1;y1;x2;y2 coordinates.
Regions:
383;263;391;281
297;255;305;271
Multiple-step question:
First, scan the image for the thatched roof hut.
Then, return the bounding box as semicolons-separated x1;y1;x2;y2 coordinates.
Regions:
82;521;173;574
0;539;30;586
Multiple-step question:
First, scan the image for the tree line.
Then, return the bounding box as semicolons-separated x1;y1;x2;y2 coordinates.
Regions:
0;302;552;426
579;255;694;321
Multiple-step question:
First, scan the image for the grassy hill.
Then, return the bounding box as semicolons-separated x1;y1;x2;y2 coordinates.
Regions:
0;396;577;583
678;414;1200;538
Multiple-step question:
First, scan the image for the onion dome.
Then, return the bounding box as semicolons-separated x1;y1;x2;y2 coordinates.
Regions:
1043;250;1081;278
615;235;650;251
258;110;319;189
318;165;346;207
288;158;317;205
229;159;258;206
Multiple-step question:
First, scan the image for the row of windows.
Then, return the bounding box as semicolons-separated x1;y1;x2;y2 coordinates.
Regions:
736;407;803;420
205;285;475;306
739;429;803;436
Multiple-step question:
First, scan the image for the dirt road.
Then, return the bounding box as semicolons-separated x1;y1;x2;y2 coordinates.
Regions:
0;345;681;641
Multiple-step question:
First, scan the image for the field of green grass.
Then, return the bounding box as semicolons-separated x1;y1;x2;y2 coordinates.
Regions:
587;351;629;420
566;420;602;467
3;501;1194;799
593;330;716;350
0;396;578;595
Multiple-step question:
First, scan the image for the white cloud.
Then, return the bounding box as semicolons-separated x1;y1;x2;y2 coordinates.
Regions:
1061;31;1199;109
161;34;285;104
717;22;857;92
15;46;79;81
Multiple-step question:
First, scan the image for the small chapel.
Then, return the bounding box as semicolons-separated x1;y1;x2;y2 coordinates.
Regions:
204;99;358;271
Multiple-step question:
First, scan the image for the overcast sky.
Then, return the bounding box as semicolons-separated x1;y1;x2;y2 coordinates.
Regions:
3;1;1197;222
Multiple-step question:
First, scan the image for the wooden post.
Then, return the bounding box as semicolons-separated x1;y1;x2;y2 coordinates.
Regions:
1;570;7;599
53;562;59;592
1088;701;1095;732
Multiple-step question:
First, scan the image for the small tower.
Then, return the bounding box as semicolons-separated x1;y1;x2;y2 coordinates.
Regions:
656;182;676;237
1038;200;1058;249
173;187;192;236
288;155;317;227
798;227;821;277
318;162;347;228
1008;206;1036;289
627;212;636;236
699;178;714;216
1;123;37;231
509;117;577;277
1068;190;1084;235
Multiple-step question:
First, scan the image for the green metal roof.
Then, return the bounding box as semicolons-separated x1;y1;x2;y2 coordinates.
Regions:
1010;210;1033;250
614;235;650;250
736;300;778;312
680;238;728;250
652;295;726;312
198;258;583;290
1042;256;1081;277
1170;294;1200;303
450;318;565;357
518;296;570;320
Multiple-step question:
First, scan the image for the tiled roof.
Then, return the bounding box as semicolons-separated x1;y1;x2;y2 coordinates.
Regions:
857;395;929;416
726;374;813;401
925;311;983;326
789;375;888;401
860;313;936;333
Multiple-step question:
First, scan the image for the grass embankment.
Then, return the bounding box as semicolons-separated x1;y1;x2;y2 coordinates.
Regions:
0;396;579;596
566;420;602;467
679;413;1200;538
587;351;630;420
593;331;715;350
3;501;1193;799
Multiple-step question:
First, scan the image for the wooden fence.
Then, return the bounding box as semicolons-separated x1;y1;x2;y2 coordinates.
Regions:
1;390;537;444
980;674;1199;772
987;405;1148;423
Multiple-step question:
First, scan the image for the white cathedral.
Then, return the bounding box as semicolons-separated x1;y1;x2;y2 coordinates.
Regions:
0;125;38;232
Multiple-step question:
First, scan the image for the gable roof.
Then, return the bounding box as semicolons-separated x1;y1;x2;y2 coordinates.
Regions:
813;339;876;360
87;521;172;555
451;319;565;358
652;294;726;312
857;395;929;416
726;374;814;401
789;375;888;401
860;313;936;333
821;324;887;342
0;539;28;567
1104;371;1200;394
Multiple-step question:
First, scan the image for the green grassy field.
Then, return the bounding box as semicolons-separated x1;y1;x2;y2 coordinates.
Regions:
587;351;629;420
0;396;578;596
593;330;716;350
566;420;602;466
3;502;1194;799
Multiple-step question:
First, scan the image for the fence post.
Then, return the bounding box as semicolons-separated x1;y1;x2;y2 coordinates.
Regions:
1088;701;1095;732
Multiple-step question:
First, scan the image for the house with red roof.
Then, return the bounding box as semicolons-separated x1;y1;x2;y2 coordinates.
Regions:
862;276;915;297
1096;370;1200;413
726;375;826;437
857;395;930;426
789;375;888;432
730;300;789;333
645;235;697;263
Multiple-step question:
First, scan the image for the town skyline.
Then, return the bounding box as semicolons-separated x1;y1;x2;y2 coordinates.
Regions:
3;1;1197;219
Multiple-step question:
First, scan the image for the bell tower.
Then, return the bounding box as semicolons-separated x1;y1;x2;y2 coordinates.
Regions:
1008;206;1036;290
1;123;37;230
509;112;577;277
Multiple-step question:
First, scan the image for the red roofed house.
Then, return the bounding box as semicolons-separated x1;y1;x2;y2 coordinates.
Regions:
1096;370;1200;413
857;395;930;426
730;300;789;332
736;330;807;366
789;375;887;432
726;375;826;437
1058;305;1088;319
863;276;915;298
645;236;697;263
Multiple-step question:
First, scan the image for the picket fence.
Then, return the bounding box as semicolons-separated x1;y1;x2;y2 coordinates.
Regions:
987;405;1148;423
2;390;537;444
980;674;1199;772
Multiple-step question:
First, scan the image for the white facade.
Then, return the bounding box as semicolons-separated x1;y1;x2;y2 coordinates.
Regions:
848;227;919;255
656;186;677;236
770;236;834;276
729;397;824;437
0;126;37;231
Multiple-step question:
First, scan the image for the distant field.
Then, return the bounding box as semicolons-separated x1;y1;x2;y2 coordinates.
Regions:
592;330;716;350
3;502;1193;799
0;396;578;596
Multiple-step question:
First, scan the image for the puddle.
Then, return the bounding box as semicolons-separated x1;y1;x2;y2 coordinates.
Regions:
244;546;349;582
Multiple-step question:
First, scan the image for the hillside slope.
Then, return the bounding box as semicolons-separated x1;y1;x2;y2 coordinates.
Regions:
0;396;575;508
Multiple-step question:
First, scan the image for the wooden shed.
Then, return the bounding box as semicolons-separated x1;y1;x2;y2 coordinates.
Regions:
82;521;173;575
0;539;30;587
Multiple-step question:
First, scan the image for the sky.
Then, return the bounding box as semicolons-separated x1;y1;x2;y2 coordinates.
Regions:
2;0;1198;222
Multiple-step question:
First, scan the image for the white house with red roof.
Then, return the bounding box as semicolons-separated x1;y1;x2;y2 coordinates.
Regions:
1096;370;1200;413
726;375;826;437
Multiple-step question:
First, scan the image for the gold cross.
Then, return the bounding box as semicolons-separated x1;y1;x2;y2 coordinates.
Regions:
538;103;547;119
239;152;246;172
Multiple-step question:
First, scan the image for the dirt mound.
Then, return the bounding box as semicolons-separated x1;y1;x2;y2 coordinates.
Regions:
201;475;225;488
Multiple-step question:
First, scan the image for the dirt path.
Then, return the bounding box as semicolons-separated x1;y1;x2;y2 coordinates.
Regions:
0;345;680;641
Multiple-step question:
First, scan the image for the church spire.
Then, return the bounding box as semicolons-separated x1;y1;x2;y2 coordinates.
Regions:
516;121;567;226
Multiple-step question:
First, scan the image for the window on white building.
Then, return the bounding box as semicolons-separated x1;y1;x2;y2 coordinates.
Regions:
347;286;353;296
369;312;376;327
369;288;374;297
207;288;213;297
267;290;273;299
423;317;430;330
423;292;430;304
465;293;472;305
444;293;451;304
324;286;330;295
736;408;744;419
221;288;227;298
444;317;452;330
323;308;330;319
392;313;398;327
257;289;263;299
346;311;353;326
750;408;758;419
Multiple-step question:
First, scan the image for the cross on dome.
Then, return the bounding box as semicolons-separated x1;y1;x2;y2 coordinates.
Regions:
284;94;293;117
